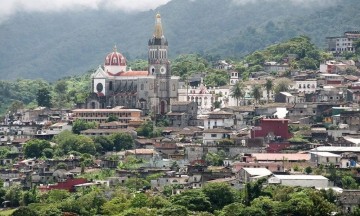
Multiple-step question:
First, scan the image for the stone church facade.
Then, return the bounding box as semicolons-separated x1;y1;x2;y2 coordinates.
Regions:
86;14;179;115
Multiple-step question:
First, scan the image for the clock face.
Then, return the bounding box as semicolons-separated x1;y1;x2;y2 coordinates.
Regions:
96;83;103;92
160;66;166;74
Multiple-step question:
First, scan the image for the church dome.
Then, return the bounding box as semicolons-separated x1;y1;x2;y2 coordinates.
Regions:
104;45;126;66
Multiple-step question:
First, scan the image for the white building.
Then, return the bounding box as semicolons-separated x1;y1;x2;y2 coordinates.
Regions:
238;168;272;183
295;79;317;93
202;128;231;145
268;175;329;188
203;110;234;130
310;152;341;165
326;31;360;53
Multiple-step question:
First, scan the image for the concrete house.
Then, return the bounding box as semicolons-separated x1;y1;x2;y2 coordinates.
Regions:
238;168;272;183
274;92;295;104
268;175;329;188
203;110;234;130
202;128;231;145
310;152;341;166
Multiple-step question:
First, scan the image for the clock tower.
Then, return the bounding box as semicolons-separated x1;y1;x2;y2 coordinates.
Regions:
148;13;172;114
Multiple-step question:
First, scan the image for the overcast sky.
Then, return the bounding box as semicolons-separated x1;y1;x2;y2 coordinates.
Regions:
0;0;171;21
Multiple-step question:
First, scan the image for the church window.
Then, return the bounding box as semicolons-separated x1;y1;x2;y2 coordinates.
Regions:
141;84;144;90
109;81;113;91
172;84;175;91
113;57;117;64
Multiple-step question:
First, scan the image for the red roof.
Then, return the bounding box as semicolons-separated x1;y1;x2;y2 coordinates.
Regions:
105;51;126;66
252;153;310;161
261;118;289;122
107;70;148;76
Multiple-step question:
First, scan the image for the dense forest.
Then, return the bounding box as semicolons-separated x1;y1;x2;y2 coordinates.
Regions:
0;0;359;81
5;180;343;216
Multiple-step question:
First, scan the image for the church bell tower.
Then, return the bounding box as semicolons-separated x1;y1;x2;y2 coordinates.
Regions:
148;13;171;114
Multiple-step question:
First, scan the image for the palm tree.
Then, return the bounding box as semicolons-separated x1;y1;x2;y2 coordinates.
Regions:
230;81;244;106
265;79;273;103
251;84;262;105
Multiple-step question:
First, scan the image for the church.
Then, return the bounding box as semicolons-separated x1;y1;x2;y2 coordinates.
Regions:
86;14;179;115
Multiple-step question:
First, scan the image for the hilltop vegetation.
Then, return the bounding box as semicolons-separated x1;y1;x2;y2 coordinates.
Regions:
0;0;359;80
0;35;355;116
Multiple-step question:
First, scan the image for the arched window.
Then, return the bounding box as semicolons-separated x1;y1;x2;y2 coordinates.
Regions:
109;81;113;91
113;57;117;64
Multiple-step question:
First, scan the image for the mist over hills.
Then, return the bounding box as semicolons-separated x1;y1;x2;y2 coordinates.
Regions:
0;0;359;81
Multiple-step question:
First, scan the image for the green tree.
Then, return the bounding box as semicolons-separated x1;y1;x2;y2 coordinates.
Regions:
37;87;51;107
274;78;291;94
218;203;245;216
53;130;78;155
230;81;245;106
42;148;54;158
23;139;51;158
76;135;96;155
111;132;134;151
5;185;22;207
93;136;114;152
11;206;37;216
21;186;38;206
72;119;97;134
202;182;235;211
304;166;313;174
8;100;24;113
251;196;279;216
106;114;119;122
130;193;149;208
244;178;267;205
171;189;212;212
136;121;156;138
40;189;71;203
56;162;68;170
159;204;189;216
204;69;229;87
265;79;273;103
342;175;358;189
205;152;224;166
251;84;262;104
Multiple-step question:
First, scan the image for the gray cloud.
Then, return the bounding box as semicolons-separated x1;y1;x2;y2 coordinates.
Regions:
0;0;171;22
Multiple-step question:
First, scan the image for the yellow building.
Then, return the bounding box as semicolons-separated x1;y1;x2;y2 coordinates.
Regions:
72;107;141;124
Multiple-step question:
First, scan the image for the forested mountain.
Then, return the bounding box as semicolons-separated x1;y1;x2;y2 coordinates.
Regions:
0;0;359;81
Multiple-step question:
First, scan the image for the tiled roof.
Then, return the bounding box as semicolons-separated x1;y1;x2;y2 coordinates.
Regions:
252;153;310;161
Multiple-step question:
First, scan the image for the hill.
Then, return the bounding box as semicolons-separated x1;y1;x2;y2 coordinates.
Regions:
0;0;359;81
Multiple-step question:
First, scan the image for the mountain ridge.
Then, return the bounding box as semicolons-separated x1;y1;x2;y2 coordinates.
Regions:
0;0;359;81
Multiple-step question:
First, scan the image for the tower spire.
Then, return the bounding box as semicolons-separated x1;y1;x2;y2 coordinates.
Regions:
154;13;163;39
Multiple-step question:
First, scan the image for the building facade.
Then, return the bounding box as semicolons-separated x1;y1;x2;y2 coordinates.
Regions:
86;14;179;115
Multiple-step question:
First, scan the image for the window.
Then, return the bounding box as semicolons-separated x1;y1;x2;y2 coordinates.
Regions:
211;134;217;137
